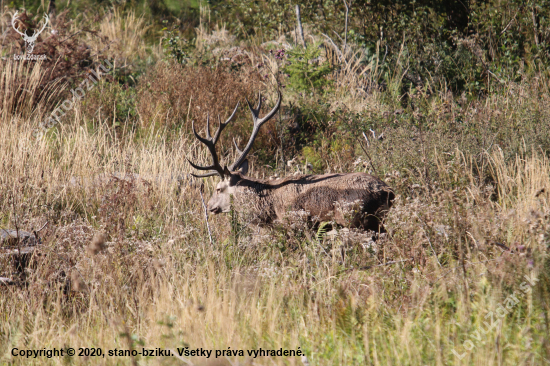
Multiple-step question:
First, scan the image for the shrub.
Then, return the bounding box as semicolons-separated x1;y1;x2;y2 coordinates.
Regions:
136;63;284;166
283;44;333;94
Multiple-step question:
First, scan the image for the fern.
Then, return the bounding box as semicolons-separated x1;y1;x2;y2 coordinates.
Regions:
316;221;331;242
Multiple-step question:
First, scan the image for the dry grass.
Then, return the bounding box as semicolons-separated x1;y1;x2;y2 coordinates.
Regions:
137;63;263;127
96;9;152;63
1;82;548;366
1;7;549;366
0;59;63;120
0;8;110;119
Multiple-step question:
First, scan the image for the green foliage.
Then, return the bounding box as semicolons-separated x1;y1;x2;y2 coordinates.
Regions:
210;0;550;96
210;0;294;39
302;146;323;171
315;221;331;241
161;24;194;64
282;44;333;94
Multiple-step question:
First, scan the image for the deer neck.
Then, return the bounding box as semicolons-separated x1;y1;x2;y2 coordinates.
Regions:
233;175;276;223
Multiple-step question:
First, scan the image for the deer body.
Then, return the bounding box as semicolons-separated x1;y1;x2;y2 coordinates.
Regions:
210;171;394;230
188;91;394;232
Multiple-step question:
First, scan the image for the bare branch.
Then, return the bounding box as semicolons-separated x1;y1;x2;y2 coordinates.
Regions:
295;5;306;48
342;0;351;54
321;33;344;63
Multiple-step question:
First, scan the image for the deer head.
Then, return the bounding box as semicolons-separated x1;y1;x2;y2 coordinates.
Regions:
12;11;49;54
188;91;282;213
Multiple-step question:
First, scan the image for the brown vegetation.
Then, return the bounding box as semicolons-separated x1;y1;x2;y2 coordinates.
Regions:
0;4;549;365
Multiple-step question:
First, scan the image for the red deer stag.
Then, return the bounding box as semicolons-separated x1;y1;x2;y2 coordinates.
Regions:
188;91;394;231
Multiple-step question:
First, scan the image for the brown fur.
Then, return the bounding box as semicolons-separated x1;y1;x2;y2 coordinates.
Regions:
208;170;395;231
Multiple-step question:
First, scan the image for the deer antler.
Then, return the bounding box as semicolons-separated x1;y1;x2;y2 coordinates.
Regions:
11;11;26;37
188;102;240;178
228;91;282;171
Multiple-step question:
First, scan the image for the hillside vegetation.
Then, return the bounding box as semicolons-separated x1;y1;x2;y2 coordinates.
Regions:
1;0;550;365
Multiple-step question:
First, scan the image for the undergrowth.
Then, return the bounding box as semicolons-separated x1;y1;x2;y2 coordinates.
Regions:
1;2;550;365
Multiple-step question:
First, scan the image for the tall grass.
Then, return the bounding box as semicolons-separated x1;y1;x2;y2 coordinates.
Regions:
1;7;549;366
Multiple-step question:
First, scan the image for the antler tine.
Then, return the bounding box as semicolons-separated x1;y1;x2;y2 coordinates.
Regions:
233;138;243;155
188;101;240;178
229;91;282;171
190;119;210;146
12;11;26;37
245;92;263;124
189;171;220;178
213;101;239;143
187;159;219;172
205;114;212;140
188;119;224;178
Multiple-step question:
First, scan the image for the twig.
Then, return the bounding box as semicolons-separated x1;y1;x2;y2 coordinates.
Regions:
500;8;520;35
199;183;214;246
419;220;442;268
86;42;114;60
362;131;369;147
357;132;377;175
431;257;505;284
0;277;15;286
58;30;83;45
321;33;344;63
487;69;505;84
35;221;48;233
342;0;351;54
491;241;511;251
463;39;505;84
531;6;540;46
11;199;22;257
185;97;193;135
295;5;306;48
332;29;345;44
32;221;48;245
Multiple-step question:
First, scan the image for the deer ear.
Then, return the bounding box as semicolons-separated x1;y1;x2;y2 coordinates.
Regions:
237;159;249;175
